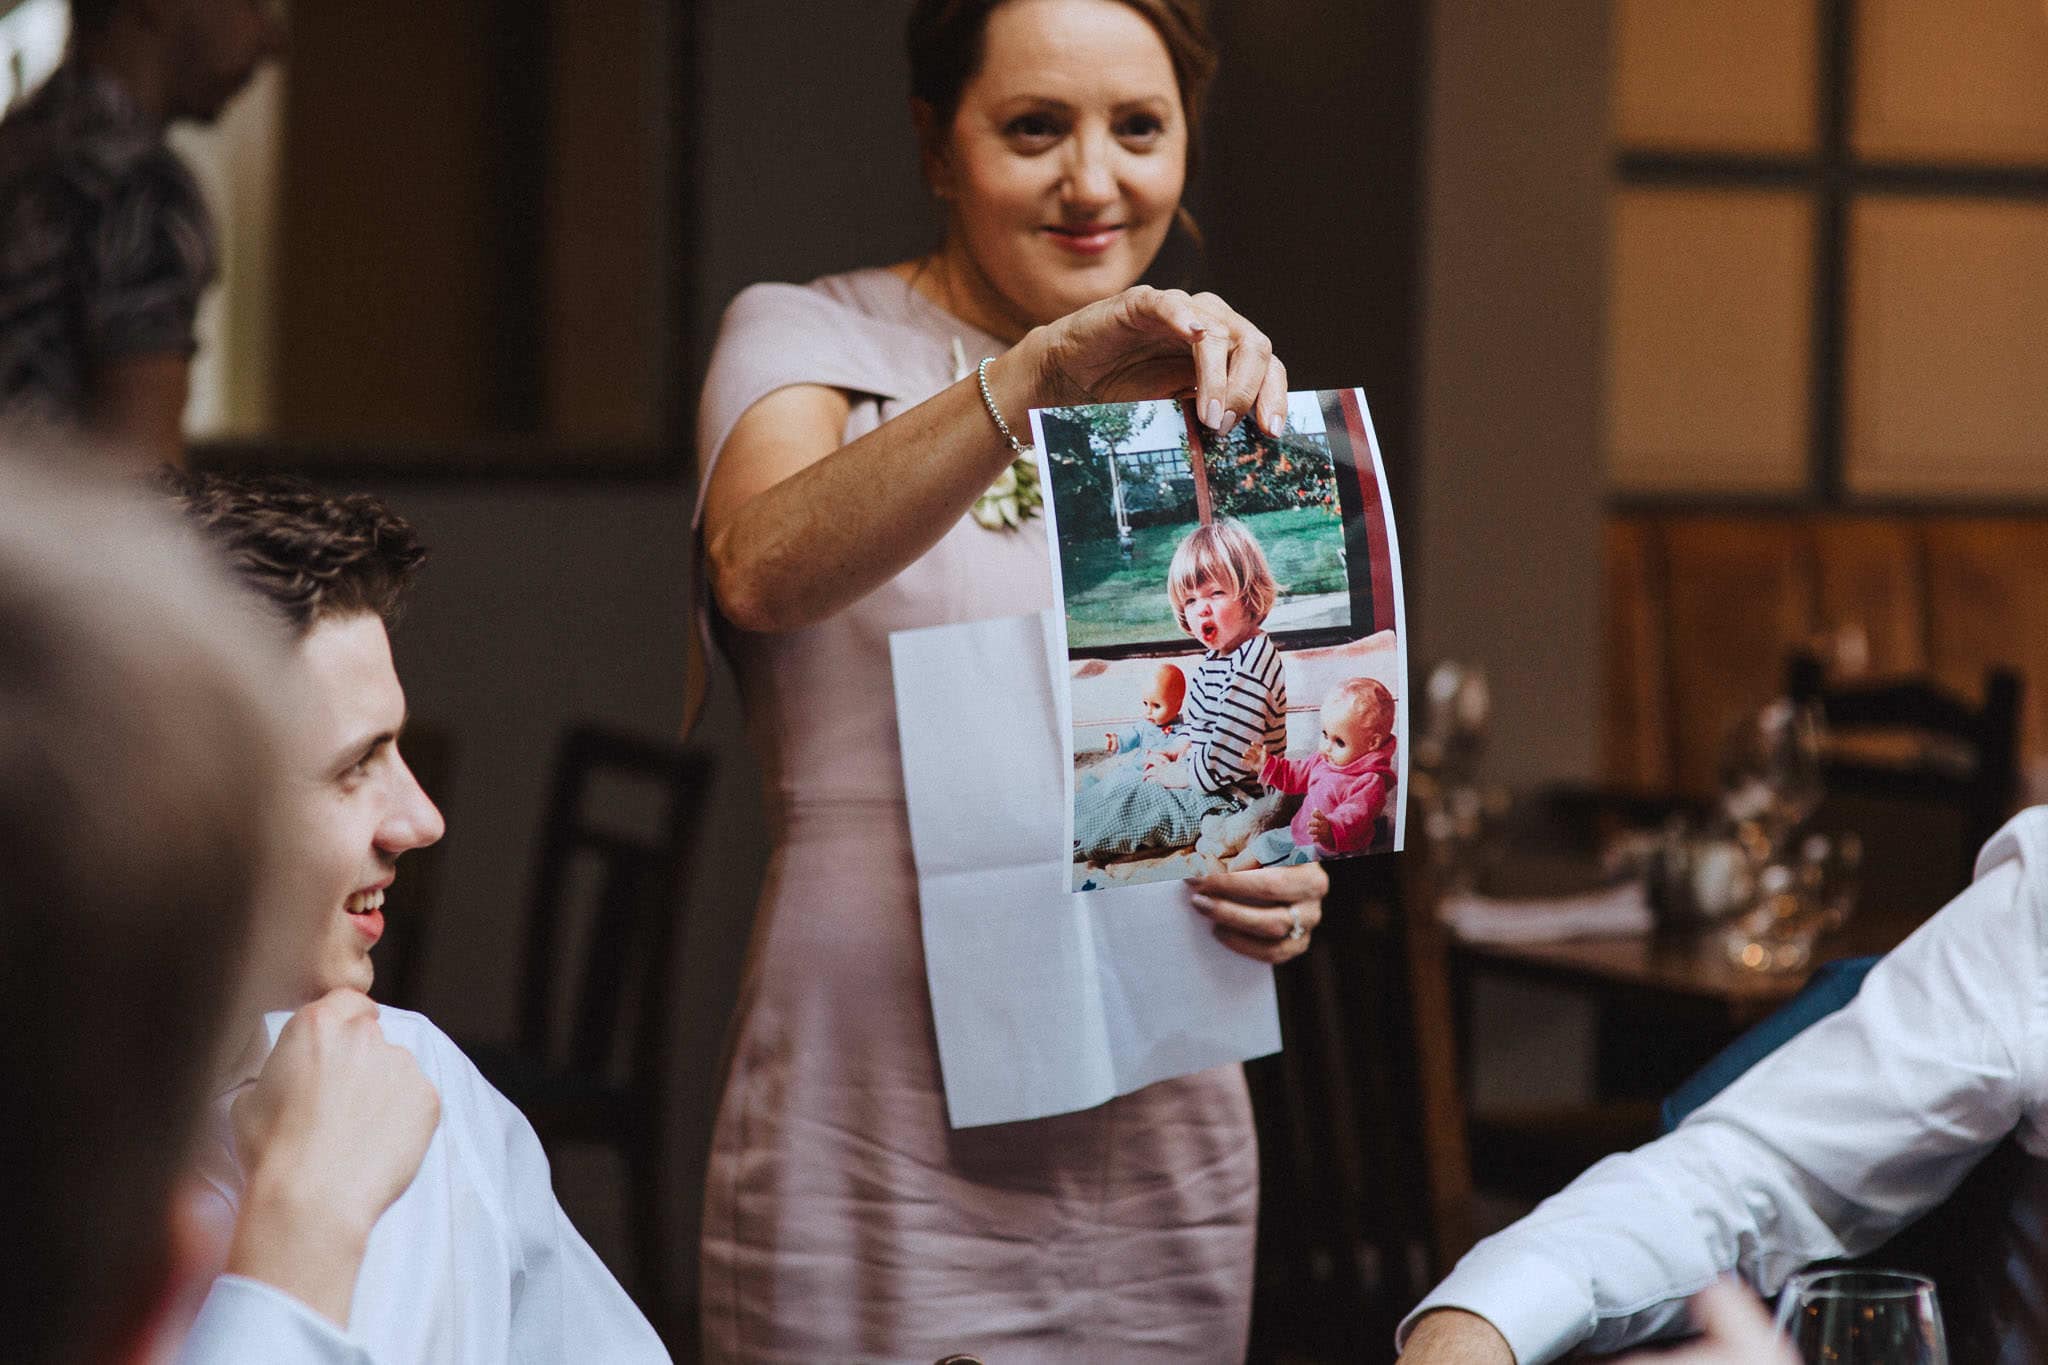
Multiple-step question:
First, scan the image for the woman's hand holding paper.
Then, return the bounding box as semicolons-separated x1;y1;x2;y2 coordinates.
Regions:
1030;285;1290;438
1188;863;1329;964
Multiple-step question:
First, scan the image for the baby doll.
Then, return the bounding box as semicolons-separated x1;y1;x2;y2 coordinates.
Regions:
1229;676;1398;869
1074;519;1289;861
1105;663;1186;756
1083;663;1188;791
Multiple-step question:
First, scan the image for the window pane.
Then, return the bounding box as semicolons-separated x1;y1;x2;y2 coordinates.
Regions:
1613;0;1818;154
1607;190;1813;493
1846;199;2048;498
173;70;284;439
1854;0;2048;162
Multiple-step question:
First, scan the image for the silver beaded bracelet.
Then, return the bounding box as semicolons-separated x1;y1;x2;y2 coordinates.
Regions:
975;356;1030;459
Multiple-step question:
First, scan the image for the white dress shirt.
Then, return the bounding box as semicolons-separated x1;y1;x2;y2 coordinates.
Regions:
1398;806;2048;1363
180;1005;669;1364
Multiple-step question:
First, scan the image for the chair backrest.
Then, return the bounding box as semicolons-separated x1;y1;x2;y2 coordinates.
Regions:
516;724;714;1094
1247;849;1472;1356
1786;651;2022;913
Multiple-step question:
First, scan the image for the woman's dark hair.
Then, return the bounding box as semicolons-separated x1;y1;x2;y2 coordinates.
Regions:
906;0;1218;226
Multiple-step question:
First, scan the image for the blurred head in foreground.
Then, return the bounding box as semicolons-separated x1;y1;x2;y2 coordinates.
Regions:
162;470;445;1001
0;455;306;1364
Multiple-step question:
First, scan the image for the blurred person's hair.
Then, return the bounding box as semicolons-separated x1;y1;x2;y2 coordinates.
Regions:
0;456;298;1364
1167;517;1278;633
67;0;122;40
160;470;426;636
905;0;1217;239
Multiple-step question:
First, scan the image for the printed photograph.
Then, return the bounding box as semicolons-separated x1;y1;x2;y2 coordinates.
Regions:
1031;389;1410;892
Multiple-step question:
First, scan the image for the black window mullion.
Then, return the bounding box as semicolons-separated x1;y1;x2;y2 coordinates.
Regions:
1810;0;1854;504
1610;0;2048;511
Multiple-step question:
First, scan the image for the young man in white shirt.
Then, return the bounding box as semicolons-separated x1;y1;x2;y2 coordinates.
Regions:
0;457;421;1365
1398;808;2048;1363
168;472;670;1364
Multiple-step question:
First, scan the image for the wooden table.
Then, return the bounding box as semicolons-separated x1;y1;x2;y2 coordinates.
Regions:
1447;896;1927;1199
1450;902;1925;1028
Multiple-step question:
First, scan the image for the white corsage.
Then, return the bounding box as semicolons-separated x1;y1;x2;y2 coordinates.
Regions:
972;453;1042;531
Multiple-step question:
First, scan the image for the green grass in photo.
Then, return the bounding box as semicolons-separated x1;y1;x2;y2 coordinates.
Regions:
1060;506;1347;650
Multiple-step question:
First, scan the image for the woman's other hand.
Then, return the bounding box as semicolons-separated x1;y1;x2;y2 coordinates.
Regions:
1188;861;1328;964
1028;285;1289;438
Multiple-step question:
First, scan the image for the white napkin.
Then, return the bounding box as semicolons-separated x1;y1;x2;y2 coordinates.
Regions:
1438;879;1653;945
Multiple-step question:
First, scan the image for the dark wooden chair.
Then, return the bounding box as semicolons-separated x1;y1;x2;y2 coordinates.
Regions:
1786;650;2022;920
1246;847;1473;1361
1452;784;1730;1203
369;720;455;1013
462;724;713;1319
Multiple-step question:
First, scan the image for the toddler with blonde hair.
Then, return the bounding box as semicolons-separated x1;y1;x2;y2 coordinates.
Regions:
1076;519;1288;860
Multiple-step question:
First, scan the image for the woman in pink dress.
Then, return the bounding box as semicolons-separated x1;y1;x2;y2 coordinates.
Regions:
693;1;1332;1358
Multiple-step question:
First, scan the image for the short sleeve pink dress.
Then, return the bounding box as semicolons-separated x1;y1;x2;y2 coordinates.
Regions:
692;267;1259;1364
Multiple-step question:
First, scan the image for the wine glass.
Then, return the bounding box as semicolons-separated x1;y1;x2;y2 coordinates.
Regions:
1799;829;1864;932
1773;1269;1949;1364
1718;698;1825;867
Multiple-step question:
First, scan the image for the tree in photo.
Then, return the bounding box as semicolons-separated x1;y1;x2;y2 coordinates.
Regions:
1201;421;1336;520
1042;403;1145;540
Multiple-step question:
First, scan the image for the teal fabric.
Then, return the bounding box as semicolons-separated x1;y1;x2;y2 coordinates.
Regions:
1660;955;1882;1134
1240;826;1311;867
1074;776;1236;859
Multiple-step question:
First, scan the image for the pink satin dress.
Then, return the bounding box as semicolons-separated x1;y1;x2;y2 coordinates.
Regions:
693;267;1258;1364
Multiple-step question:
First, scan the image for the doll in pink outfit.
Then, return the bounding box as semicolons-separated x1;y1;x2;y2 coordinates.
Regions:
1230;676;1398;869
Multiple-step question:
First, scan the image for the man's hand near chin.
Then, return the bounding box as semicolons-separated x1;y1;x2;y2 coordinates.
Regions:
223;988;439;1328
1399;1309;1517;1363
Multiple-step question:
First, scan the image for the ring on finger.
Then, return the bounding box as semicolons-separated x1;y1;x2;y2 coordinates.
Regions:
1285;906;1306;942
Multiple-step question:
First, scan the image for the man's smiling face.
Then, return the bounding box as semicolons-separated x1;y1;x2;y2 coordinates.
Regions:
289;611;444;999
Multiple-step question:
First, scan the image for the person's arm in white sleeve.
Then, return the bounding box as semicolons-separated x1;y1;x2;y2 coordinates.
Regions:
1397;827;2048;1364
179;992;436;1363
180;1276;380;1364
481;1075;671;1359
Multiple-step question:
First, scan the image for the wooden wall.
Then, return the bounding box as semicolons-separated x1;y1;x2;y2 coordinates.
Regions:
273;0;669;447
1604;513;2048;801
274;0;497;441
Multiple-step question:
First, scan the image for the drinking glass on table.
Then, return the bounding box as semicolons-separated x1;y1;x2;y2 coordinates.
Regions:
1718;698;1825;869
1773;1269;1949;1365
1799;829;1863;932
1723;828;1866;970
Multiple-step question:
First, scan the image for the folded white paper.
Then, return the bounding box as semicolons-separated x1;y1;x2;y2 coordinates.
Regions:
891;609;1281;1128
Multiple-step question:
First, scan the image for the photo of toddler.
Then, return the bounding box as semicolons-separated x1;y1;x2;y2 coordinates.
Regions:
1037;386;1407;891
1073;519;1288;859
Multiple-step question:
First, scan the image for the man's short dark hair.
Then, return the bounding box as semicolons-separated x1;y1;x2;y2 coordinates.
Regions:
161;471;426;635
2;458;293;1365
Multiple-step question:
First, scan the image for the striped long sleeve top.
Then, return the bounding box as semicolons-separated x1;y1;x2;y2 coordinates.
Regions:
1183;631;1288;797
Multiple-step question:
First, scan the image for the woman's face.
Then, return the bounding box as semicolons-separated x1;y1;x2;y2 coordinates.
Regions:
932;0;1188;333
